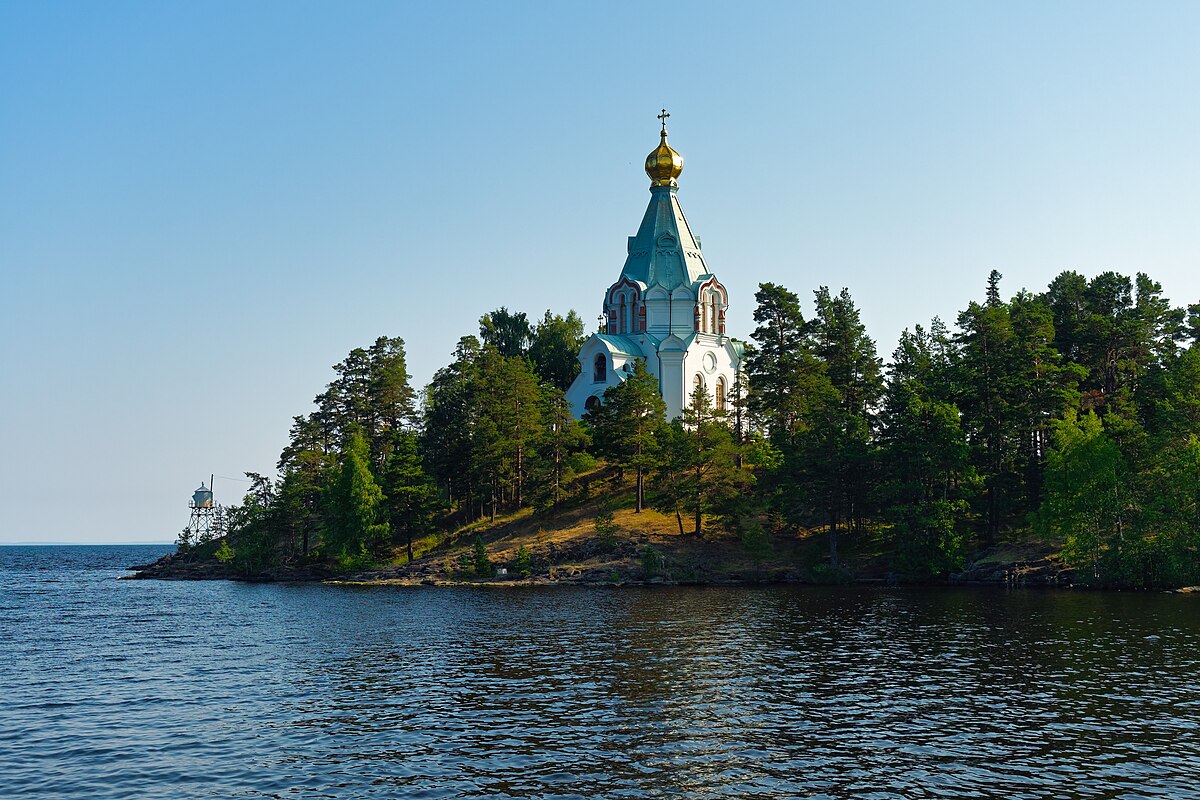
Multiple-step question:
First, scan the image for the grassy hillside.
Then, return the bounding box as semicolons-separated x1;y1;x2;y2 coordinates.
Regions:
132;466;1070;586
337;469;925;586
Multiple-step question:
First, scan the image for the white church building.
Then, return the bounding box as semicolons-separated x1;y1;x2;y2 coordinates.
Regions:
566;113;744;420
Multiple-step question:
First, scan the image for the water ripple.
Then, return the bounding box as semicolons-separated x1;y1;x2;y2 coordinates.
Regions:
1;546;1199;799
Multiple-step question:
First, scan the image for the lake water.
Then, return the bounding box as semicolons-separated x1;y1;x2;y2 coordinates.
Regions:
1;544;1198;799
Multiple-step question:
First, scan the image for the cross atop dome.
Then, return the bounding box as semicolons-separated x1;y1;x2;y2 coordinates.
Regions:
646;109;683;188
566;112;743;421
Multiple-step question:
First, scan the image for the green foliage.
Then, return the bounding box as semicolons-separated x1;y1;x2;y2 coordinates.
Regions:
738;521;771;563
473;535;493;578
640;545;665;578
479;307;533;358
808;562;853;585
1038;411;1135;585
324;431;389;556
514;544;533;578
473;347;545;518
453;551;475;578
877;325;974;580
205;272;1200;590
587;359;667;512
217;473;280;576
422;336;481;517
594;495;618;549
653;385;751;536
746;282;877;565
745;282;820;439
531;385;590;512
214;539;235;563
566;451;598;474
381;430;443;562
336;543;376;573
529;309;586;391
811;285;883;418
889;500;967;581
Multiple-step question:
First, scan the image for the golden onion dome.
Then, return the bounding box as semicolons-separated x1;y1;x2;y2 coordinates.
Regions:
645;111;683;187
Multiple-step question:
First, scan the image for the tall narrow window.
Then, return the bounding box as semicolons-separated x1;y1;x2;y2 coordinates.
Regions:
716;377;727;411
594;353;607;383
693;373;704;399
619;296;626;334
710;295;719;333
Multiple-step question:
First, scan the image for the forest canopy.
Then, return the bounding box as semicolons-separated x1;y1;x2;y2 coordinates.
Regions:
192;272;1200;590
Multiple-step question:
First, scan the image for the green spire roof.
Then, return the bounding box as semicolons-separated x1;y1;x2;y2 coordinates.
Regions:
618;185;710;291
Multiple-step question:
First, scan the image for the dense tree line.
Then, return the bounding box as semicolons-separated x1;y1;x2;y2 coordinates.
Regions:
738;270;1199;587
203;272;1200;589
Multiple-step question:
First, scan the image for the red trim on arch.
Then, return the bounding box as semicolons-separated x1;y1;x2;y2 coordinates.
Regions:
607;277;642;305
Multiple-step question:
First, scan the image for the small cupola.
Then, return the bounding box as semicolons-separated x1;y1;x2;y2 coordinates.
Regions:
645;109;684;188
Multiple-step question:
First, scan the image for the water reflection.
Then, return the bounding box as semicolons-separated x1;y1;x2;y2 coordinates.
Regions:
263;586;1200;799
1;548;1198;799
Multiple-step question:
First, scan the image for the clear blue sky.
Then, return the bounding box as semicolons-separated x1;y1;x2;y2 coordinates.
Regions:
2;1;1198;543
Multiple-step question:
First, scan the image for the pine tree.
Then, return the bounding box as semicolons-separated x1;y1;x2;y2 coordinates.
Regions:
381;430;443;563
809;286;883;534
532;384;589;512
745;282;822;439
472;348;544;518
586;359;667;512
672;384;750;536
324;431;389;557
366;335;417;466
422;336;481;517
955;275;1019;546
878;326;973;579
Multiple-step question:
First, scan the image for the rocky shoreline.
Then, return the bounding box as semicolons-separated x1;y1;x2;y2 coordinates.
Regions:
126;539;1078;589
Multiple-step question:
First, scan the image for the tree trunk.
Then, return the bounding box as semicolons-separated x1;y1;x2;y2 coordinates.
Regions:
516;444;524;508
635;467;644;513
986;484;997;547
406;530;414;564
829;510;838;566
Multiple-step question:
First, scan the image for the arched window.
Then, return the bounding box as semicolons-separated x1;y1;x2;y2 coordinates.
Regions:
716;376;727;411
710;295;719;334
619;295;626;334
693;373;705;399
593;353;607;383
584;395;600;413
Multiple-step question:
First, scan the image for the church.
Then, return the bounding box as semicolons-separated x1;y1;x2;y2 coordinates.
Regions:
566;112;744;420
